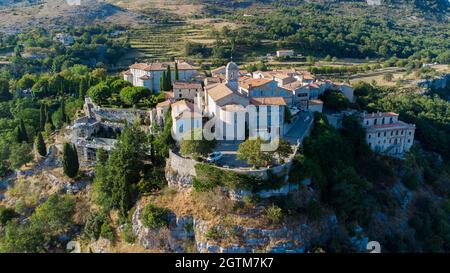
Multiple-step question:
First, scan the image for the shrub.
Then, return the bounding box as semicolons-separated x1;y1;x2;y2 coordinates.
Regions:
100;221;114;242
122;223;136;244
193;163;258;192
140;204;169;229
83;211;107;240
0;206;16;226
265;204;283;224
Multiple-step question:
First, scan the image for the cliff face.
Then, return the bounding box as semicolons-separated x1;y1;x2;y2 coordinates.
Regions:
131;204;342;253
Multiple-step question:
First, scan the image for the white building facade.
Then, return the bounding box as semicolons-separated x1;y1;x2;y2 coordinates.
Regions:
123;61;198;93
360;112;415;158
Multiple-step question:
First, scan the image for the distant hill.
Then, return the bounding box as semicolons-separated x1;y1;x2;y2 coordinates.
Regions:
0;0;447;33
0;0;145;33
197;0;449;14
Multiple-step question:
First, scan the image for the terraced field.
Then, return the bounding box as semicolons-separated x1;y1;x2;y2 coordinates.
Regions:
128;22;214;62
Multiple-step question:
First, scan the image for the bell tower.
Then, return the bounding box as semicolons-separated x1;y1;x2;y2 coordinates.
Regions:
225;60;239;92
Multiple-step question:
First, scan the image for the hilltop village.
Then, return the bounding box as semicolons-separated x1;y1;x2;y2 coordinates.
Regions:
0;14;448;253
67;59;415;166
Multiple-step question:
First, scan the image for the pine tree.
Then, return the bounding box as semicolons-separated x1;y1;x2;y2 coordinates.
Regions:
165;65;172;90
174;62;179;81
39;103;46;131
62;143;79;178
35;131;47;157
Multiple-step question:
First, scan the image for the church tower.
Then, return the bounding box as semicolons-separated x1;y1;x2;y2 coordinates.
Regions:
225;61;239;92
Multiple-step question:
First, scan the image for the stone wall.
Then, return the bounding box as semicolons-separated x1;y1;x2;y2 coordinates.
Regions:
226;183;301;201
167;149;296;184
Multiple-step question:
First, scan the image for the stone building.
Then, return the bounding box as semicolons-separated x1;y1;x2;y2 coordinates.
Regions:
360;112;416;158
123;60;198;93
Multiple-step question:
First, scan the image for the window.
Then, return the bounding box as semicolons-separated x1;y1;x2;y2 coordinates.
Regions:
374;119;377;125
382;118;385;124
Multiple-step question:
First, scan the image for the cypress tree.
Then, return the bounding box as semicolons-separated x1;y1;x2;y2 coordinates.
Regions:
159;72;165;92
45;104;55;131
35;131;47;157
79;77;87;100
60;97;68;123
165;65;172;90
174;62;179;81
39;103;46;131
63;143;79;178
17;119;28;142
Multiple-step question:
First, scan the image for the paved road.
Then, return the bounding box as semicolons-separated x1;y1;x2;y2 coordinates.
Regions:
283;111;314;144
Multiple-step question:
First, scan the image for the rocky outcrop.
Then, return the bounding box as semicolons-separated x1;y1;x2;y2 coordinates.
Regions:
132;206;195;252
132;204;340;253
226;183;301;201
165;168;194;189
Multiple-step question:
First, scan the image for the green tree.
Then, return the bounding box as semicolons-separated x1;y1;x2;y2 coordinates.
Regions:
159;73;165;92
87;82;111;105
16;74;36;90
30;194;75;237
152;107;175;160
140;204;169;229
16;119;28;143
62;143;79;178
93;124;149;219
0;79;12;102
39;103;46;131
237;138;273;168
0;206;16;226
119;86;149;106
92;149;114;211
9;143;32;169
274;139;293;163
78;76;88;99
174;62;179;81
180;129;216;160
83;211;106;240
34;132;46;157
111;79;132;93
165;65;172;91
100;221;114;242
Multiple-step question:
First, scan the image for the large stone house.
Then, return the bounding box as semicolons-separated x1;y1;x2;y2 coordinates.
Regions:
360;112;416;158
123;60;198;93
